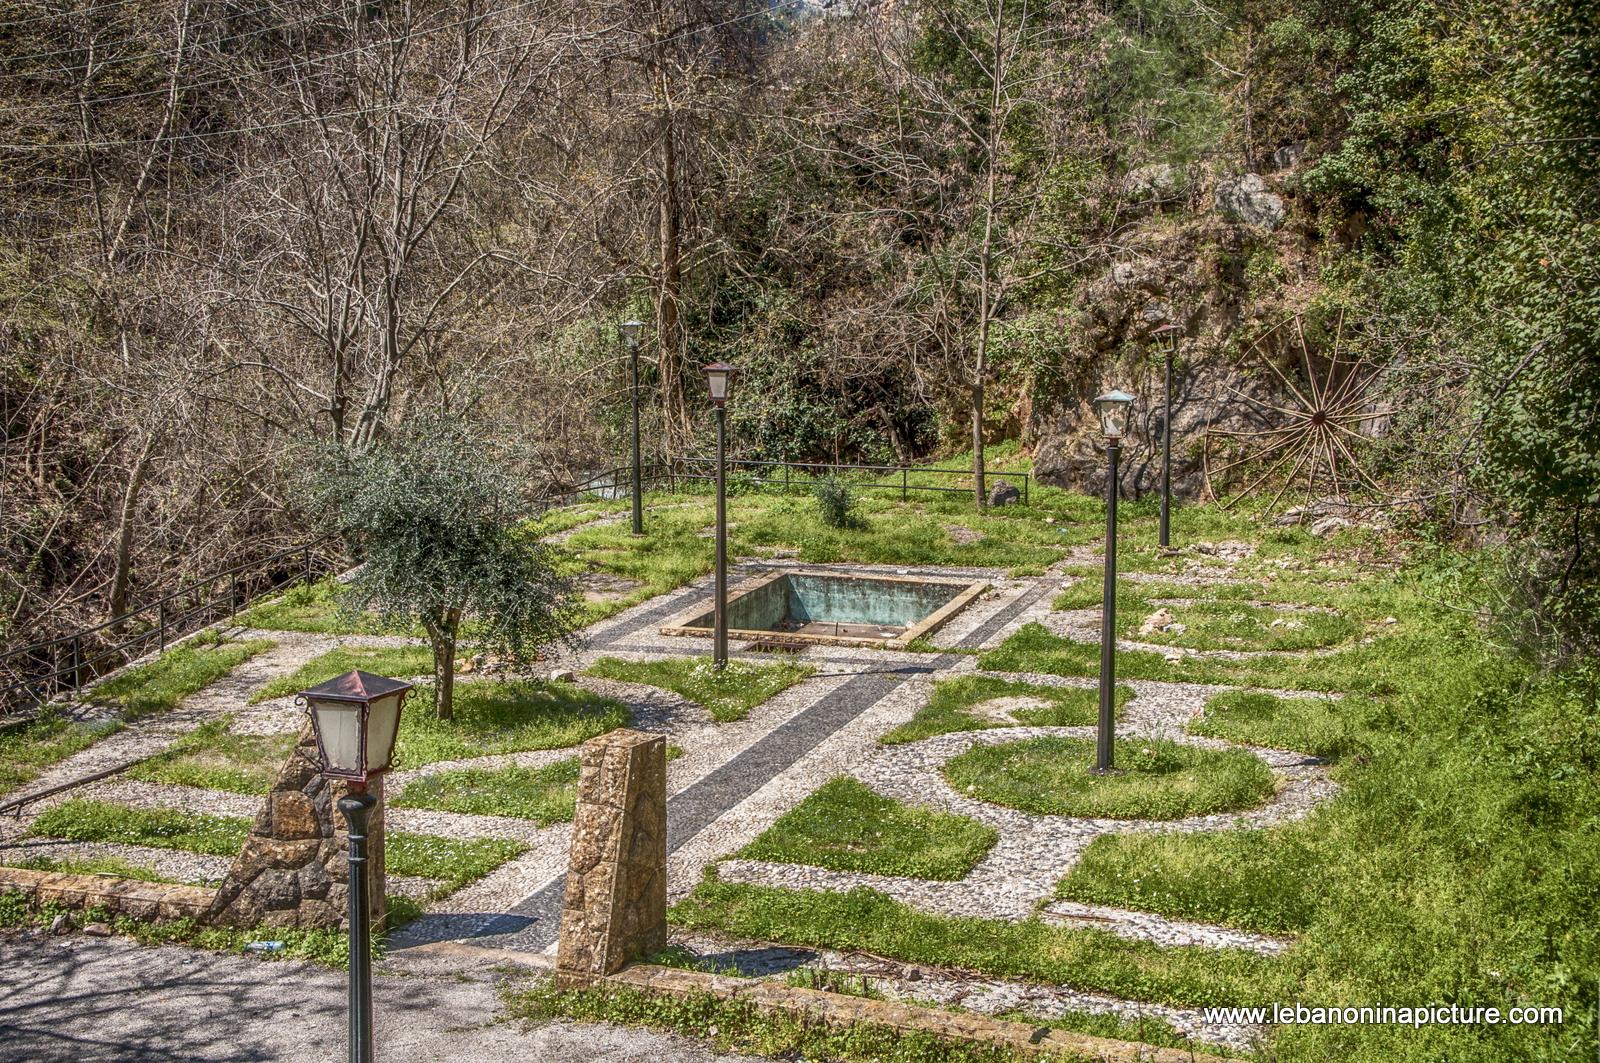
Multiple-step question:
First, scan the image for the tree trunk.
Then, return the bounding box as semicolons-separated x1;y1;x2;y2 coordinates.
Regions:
108;430;157;620
424;608;460;721
654;43;692;453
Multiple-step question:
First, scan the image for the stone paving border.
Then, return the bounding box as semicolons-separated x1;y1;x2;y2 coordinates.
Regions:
606;963;1236;1063
0;865;213;921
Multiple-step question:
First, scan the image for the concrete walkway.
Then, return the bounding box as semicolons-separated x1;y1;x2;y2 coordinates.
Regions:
0;930;756;1063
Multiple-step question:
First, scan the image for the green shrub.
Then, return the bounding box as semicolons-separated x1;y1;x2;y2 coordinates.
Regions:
813;477;861;530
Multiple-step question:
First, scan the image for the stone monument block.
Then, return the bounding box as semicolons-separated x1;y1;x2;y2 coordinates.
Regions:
207;723;386;931
555;728;667;984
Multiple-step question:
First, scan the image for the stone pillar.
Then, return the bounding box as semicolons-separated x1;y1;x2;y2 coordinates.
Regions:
555;728;667;985
207;723;387;931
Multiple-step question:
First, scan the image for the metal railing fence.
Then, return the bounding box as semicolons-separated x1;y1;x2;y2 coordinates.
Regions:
1;534;340;717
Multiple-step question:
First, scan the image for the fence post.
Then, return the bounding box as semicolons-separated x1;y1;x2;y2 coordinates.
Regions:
303;545;312;585
901;467;908;501
231;571;239;619
1023;475;1030;505
71;636;81;693
159;601;167;651
784;463;791;493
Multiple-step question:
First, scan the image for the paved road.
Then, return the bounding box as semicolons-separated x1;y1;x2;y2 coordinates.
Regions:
0;931;756;1063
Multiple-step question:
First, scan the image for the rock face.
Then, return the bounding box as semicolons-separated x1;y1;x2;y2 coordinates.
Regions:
555;728;667;985
1214;174;1286;230
207;723;386;931
987;479;1021;507
1028;167;1319;503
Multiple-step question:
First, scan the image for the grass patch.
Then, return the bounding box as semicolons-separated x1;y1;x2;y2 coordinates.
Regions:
880;675;1134;745
385;832;525;894
394;758;579;825
1129;601;1358;652
237;578;422;636
1055;827;1323;935
0;711;115;798
125;716;294;794
736;777;997;880
1190;690;1370;760
942;737;1275;820
251;644;437;703
395;679;630;767
28;799;522;896
30;799;247;856
670;878;1282;1009
980;621;1437;696
88;637;274;719
586;655;813;723
2;854;174;883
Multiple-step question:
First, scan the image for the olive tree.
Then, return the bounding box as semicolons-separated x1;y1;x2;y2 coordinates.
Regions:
308;418;579;719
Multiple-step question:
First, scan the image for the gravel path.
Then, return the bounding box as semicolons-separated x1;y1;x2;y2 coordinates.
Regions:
0;931;760;1063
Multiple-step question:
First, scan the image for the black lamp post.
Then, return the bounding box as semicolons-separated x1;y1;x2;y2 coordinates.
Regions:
1152;322;1182;550
299;670;413;1063
1092;389;1134;774
704;362;735;671
620;320;645;537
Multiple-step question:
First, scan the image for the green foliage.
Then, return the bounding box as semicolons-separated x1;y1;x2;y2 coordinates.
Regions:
251;644;437;703
586;655;813;724
394;758;579;825
126;716;294;794
813;477;861;530
1057;827;1324;935
942;737;1275;820
0;711;114;797
89;637;274;719
671;879;1283;1010
1303;0;1600;662
305;416;580;717
736;777;997;880
880;675;1133;745
394;679;630;767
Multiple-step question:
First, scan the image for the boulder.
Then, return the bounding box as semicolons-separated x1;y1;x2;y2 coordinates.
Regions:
1214;174;1286;230
1139;608;1177;636
1272;141;1307;171
987;480;1021;507
1123;163;1182;204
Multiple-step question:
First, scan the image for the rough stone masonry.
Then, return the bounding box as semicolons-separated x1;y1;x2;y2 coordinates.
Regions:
207;723;387;931
555;728;667;984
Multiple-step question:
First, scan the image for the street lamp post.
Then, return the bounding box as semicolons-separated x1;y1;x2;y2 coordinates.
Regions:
620;320;645;537
1152;323;1182;550
1092;389;1134;774
704;362;735;671
299;670;413;1063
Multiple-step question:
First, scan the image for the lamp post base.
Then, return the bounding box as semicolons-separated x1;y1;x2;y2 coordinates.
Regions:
339;787;378;1063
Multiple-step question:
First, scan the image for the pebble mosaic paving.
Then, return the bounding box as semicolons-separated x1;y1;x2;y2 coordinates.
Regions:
0;516;1356;1053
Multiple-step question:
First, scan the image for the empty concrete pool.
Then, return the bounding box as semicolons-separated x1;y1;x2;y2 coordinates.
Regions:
660;570;988;649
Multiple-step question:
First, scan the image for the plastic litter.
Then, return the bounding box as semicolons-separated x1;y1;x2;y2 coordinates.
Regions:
246;940;285;953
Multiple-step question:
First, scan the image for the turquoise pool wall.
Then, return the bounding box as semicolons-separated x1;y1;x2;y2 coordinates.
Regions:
783;574;963;628
678;573;967;632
